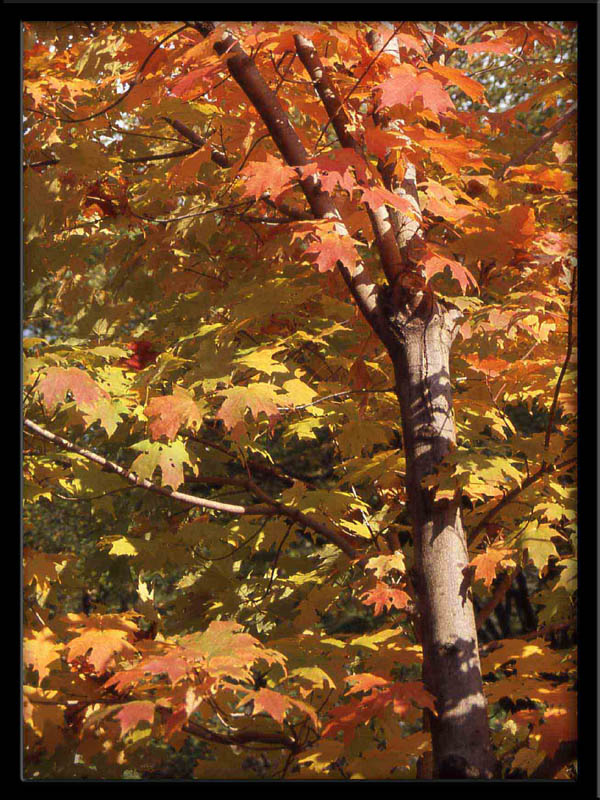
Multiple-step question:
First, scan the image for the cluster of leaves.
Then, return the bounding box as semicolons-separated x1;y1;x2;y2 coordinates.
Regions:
23;20;576;779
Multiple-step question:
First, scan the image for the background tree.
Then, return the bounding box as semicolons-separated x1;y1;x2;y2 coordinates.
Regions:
23;19;577;780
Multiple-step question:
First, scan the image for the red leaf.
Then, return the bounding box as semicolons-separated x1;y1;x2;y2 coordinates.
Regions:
429;63;487;104
115;701;155;738
419;248;478;294
360;185;413;214
464;354;511;378
171;62;221;98
118;340;158;371
364;126;404;160
311;148;368;194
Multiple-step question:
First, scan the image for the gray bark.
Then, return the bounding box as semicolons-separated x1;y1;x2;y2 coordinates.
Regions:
385;291;496;778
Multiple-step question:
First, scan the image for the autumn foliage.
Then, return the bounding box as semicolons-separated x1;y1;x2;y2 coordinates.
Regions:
23;20;577;780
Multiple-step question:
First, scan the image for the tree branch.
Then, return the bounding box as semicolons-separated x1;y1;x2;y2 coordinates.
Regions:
24;145;201;171
161;116;231;167
24;418;249;514
544;263;576;453
24;418;356;558
468;457;576;550
476;569;516;630
183;720;301;753
497;105;577;179
193;22;391;346
24;24;190;124
294;34;403;286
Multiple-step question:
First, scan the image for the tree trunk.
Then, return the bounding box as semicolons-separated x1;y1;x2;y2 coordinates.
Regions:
385;290;497;779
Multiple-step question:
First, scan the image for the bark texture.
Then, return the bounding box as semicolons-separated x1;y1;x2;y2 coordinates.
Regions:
384;291;496;778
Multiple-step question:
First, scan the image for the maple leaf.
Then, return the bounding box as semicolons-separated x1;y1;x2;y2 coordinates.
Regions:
309;148;368;194
378;64;454;115
240;154;297;201
470;547;516;588
180;620;286;680
106;653;192;691
23;627;62;682
481;638;572;678
306;227;360;274
323;678;434;745
145;385;206;441
497;205;536;245
23;686;64;755
216;383;282;431
359;185;414;214
115;700;155;738
430;63;487;104
364;552;406;579
118;340;158;371
462;37;514;55
361;582;410;616
395;31;426;56
518;522;560;576
241;687;290;725
364;125;404;160
537;703;577;758
418;248;477;294
464;354;511;377
233;345;289;377
280;377;319;408
129;439;191;490
65;616;139;673
37;366;120;435
345;673;390;694
38;367;110;414
171;61;222;99
23;548;74;605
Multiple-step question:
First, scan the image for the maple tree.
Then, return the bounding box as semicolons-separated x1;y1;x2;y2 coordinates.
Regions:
23;19;577;780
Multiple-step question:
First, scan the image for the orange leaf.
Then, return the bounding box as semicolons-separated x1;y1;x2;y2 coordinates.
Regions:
430;63;487;104
146;385;205;441
378;64;454;115
361;582;410;616
24;628;62;682
306;228;360;274
240;154;297;201
470;547;516;588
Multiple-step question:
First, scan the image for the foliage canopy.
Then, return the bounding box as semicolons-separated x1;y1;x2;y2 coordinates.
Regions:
23;20;576;780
